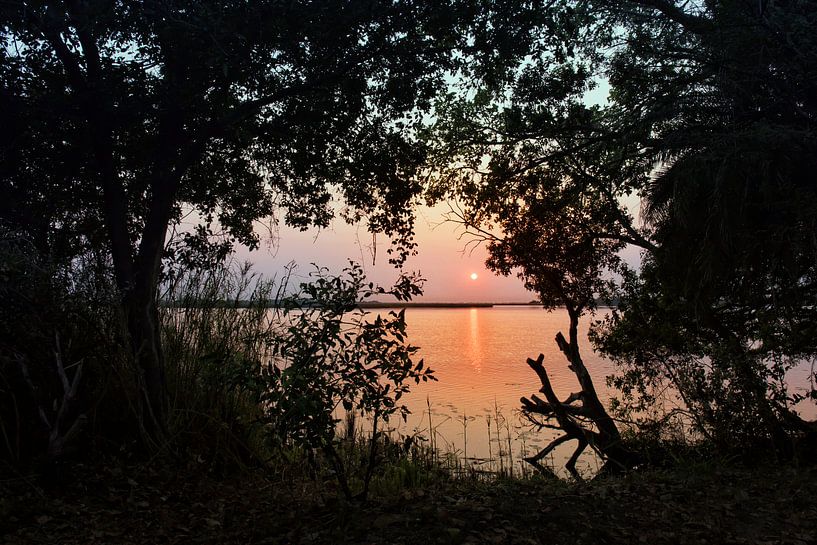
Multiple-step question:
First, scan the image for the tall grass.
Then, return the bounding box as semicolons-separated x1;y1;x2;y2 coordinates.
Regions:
0;239;572;491
158;261;287;469
402;399;558;481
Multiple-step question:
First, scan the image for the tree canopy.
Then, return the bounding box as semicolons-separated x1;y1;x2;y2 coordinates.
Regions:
1;0;473;267
429;0;817;452
0;0;517;428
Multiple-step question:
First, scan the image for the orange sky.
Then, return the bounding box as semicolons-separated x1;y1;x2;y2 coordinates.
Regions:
234;202;537;303
231;82;643;303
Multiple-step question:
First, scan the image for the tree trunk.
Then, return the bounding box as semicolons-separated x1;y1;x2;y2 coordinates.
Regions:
44;9;181;442
521;306;639;478
98;169;170;436
560;306;621;446
106;175;177;439
124;288;167;435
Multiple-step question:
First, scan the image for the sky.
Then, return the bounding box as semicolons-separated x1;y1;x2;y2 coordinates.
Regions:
231;79;642;303
233;201;538;303
232;195;644;303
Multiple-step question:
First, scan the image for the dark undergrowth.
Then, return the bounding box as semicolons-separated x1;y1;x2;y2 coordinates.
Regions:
2;245;816;544
2;456;816;544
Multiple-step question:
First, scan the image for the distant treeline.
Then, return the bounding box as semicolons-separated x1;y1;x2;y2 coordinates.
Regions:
160;300;496;309
160;299;618;309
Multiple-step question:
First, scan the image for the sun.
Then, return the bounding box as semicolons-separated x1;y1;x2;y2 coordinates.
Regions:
470;272;478;281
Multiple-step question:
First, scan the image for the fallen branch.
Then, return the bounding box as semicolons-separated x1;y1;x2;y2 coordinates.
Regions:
521;321;640;479
522;353;598;480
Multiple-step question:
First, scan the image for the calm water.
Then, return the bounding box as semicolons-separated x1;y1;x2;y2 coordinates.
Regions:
373;305;816;475
382;305;615;475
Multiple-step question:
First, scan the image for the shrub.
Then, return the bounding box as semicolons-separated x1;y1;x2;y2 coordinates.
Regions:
0;231;121;466
260;263;434;500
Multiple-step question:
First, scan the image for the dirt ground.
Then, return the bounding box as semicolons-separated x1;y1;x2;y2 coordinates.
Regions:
2;462;816;544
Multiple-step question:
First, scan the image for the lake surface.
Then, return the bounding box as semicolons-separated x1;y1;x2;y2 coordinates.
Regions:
379;305;615;475
371;305;816;476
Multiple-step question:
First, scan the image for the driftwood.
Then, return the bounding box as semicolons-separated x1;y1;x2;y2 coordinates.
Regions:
521;317;638;479
17;332;86;461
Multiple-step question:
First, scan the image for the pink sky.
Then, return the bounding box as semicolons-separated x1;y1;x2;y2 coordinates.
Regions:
230;82;642;303
233;202;537;303
232;192;644;303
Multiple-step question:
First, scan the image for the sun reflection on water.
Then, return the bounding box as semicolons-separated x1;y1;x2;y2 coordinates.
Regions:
469;308;482;373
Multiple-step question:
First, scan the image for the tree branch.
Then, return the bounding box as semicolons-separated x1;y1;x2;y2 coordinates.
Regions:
626;0;714;33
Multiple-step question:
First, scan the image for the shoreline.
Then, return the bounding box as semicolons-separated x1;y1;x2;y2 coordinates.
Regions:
160;302;623;309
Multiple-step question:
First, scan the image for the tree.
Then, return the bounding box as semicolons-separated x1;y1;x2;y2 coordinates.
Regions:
479;178;639;477
261;263;433;500
1;0;480;433
437;127;640;477
429;0;817;457
598;0;817;452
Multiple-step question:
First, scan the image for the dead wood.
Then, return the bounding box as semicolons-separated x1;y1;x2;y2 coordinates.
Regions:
16;332;86;461
521;317;639;479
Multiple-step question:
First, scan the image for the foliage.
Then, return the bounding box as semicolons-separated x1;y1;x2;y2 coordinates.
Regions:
0;0;474;261
0;236;279;467
594;0;817;452
0;247;438;490
428;0;817;454
259;262;434;500
591;261;816;453
0;0;485;429
0;229;122;464
425;0;646;313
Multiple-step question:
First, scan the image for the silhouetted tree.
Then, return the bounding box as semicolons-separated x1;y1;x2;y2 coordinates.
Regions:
0;0;485;434
430;0;817;456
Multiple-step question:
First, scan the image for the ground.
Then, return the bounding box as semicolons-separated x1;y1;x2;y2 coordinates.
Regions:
2;462;816;544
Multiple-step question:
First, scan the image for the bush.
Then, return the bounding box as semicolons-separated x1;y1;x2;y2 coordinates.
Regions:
259;263;434;500
158;260;435;499
0;231;122;466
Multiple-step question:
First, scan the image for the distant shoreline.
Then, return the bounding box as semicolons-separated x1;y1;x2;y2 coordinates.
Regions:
360;301;618;309
357;302;498;308
161;301;620;309
161;301;530;309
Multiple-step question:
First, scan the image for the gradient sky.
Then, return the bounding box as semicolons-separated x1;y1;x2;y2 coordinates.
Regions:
230;80;643;303
231;197;645;302
233;202;538;302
